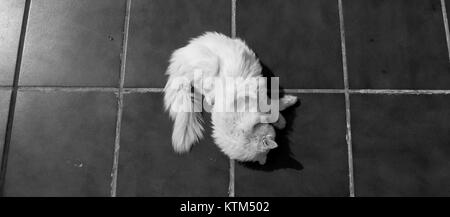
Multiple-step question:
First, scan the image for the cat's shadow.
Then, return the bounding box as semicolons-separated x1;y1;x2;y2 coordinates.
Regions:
239;61;303;171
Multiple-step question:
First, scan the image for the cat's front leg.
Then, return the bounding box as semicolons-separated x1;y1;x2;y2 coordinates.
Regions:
256;153;267;165
272;95;297;129
272;113;286;129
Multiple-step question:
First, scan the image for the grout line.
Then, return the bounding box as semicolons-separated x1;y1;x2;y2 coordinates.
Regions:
284;89;345;94
338;0;355;197
122;87;163;93
228;0;237;198
344;93;355;197
441;0;450;62
231;0;236;37
338;2;349;91
0;0;31;196
349;89;450;95
1;86;450;95
110;0;131;197
228;159;235;197
124;88;450;95
17;86;118;93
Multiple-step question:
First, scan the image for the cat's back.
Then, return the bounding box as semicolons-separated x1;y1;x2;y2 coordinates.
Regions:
189;32;261;77
189;32;246;55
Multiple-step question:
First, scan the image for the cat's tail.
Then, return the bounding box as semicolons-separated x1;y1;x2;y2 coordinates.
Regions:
164;81;204;153
163;43;219;153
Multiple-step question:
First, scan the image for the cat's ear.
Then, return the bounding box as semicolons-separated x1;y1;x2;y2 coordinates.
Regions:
262;137;278;149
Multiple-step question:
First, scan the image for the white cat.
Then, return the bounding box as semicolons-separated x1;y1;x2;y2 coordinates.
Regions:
163;32;297;164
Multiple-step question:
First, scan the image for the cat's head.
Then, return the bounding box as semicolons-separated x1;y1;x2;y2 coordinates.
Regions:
247;123;278;164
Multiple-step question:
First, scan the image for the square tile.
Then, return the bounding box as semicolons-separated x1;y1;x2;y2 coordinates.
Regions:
117;93;229;196
236;0;343;89
124;0;231;87
235;94;349;196
3;91;117;196
344;0;450;89
19;0;126;86
352;95;450;196
0;90;11;166
0;0;25;86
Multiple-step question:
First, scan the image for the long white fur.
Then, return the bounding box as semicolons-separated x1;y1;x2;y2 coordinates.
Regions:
164;32;296;163
164;32;261;151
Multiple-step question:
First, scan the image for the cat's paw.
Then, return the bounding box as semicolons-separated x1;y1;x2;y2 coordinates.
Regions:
279;95;298;111
283;95;297;105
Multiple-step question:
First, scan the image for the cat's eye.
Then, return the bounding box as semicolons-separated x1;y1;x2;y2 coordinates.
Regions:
262;138;268;146
262;135;273;146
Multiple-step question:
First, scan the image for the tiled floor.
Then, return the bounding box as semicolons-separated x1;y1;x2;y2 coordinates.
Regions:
4;92;117;196
0;0;449;197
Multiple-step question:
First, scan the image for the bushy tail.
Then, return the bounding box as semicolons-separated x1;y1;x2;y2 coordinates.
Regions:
164;80;204;153
163;42;219;153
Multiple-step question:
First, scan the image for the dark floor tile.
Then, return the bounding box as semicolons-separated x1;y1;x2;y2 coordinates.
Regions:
344;0;450;89
124;0;231;88
3;92;117;196
0;90;11;166
447;0;450;43
352;95;450;196
236;0;343;89
117;93;229;196
447;0;450;21
0;0;25;86
235;94;349;196
19;0;126;86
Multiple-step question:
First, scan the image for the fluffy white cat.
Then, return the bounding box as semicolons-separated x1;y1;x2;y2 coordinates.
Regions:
163;32;297;164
